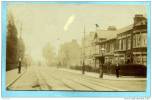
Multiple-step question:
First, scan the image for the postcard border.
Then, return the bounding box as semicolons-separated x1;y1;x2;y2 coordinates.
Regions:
1;1;151;97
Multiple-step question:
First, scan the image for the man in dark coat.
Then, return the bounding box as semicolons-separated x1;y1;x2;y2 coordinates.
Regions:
18;58;22;73
116;63;120;78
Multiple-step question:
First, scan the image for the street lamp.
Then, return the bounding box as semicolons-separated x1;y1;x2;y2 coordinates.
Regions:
99;48;105;78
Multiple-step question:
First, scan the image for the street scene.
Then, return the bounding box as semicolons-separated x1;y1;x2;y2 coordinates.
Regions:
6;3;147;91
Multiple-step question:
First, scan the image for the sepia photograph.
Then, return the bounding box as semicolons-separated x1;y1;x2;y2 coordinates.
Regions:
4;1;149;93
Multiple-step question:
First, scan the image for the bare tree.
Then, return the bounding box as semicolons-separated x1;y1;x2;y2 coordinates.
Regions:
58;40;81;68
42;43;56;66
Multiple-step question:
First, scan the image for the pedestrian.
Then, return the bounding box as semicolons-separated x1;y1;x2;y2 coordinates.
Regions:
99;61;103;78
82;61;85;74
116;63;120;78
18;58;22;74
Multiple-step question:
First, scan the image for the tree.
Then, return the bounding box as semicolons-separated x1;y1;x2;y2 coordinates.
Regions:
6;13;19;71
22;54;33;67
6;12;26;71
42;43;56;66
58;40;81;68
17;37;25;60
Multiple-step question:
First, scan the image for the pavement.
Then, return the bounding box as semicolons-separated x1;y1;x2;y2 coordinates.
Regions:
6;66;146;91
6;67;27;88
7;66;40;90
59;68;146;81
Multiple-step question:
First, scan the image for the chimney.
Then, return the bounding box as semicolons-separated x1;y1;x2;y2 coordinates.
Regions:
134;14;146;25
107;26;117;31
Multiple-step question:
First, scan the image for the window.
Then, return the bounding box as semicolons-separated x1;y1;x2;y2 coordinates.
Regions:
127;37;131;49
133;35;136;48
138;34;141;47
121;39;123;50
143;34;147;46
144;38;146;46
119;39;121;50
143;55;147;65
115;39;119;50
123;39;126;50
135;34;139;47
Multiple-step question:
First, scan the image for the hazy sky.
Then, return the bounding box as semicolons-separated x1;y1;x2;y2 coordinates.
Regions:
7;3;147;61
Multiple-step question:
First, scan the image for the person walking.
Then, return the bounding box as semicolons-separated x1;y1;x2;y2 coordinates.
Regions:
116;63;120;78
99;62;103;78
82;61;85;74
18;58;22;74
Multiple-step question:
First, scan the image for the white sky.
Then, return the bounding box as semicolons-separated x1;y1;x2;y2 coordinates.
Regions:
7;3;146;61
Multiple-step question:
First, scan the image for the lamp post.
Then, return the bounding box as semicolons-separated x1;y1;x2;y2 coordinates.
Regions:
99;48;105;78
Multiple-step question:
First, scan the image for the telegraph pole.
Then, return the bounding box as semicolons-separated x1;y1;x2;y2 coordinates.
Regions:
82;25;85;74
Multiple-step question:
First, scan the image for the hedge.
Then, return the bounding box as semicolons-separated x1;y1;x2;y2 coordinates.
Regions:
70;64;146;77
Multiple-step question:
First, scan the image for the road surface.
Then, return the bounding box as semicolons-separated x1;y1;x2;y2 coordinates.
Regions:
8;66;146;91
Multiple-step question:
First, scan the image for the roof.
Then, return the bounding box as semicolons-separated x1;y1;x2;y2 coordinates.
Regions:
116;24;133;34
97;29;117;40
85;23;135;43
96;24;134;40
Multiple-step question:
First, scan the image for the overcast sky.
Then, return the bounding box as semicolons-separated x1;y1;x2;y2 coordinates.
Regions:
7;3;147;61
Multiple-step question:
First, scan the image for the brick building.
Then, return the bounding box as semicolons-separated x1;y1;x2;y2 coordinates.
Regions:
82;14;147;68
